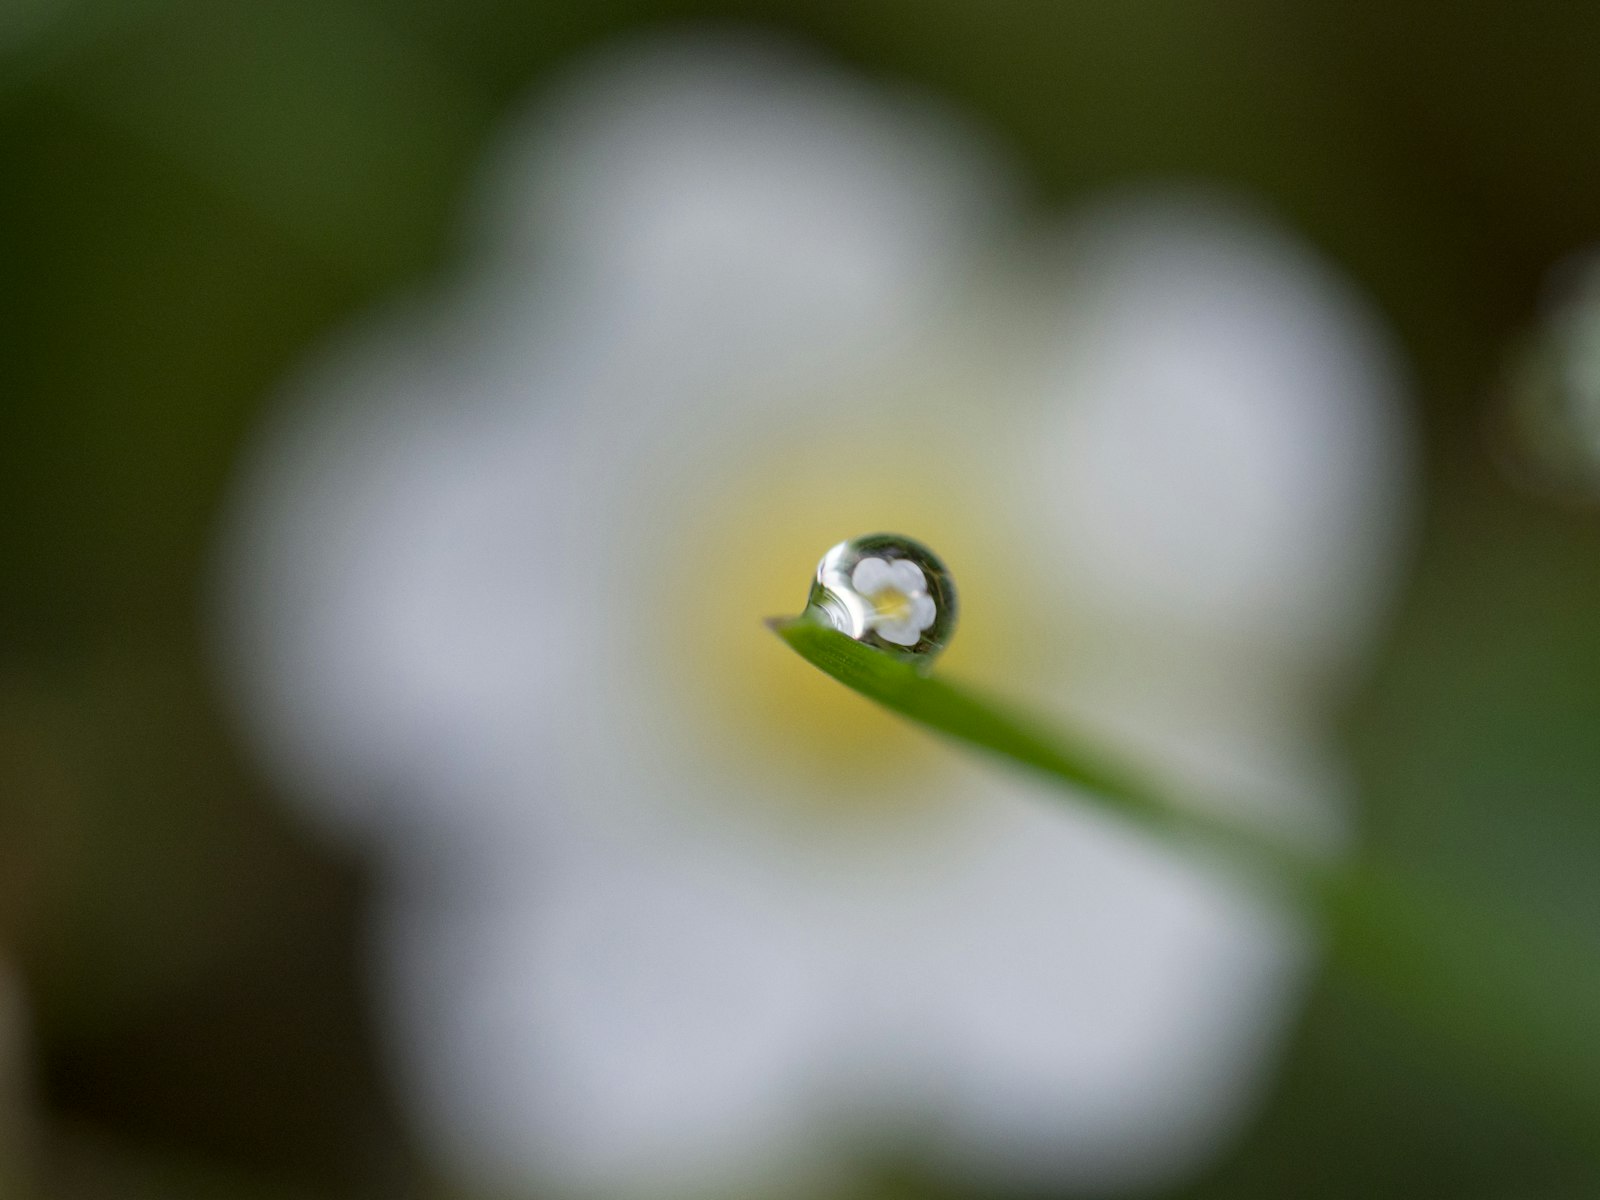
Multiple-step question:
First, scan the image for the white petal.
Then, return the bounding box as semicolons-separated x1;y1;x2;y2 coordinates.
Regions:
379;843;847;1199
1013;193;1411;671
851;556;894;594
874;617;922;646
883;782;1309;1191
910;591;938;630
470;33;1010;391
211;305;584;847
886;558;926;595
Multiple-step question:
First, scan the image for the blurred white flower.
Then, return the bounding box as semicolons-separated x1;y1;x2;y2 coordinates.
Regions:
214;32;1411;1200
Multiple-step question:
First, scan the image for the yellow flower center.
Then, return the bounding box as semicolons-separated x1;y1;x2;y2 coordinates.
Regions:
868;587;914;624
640;426;1033;827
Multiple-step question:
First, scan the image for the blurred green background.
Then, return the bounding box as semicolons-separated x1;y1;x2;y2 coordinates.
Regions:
5;0;1600;1197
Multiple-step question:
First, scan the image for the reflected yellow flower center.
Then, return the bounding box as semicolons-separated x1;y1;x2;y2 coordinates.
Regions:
869;587;913;624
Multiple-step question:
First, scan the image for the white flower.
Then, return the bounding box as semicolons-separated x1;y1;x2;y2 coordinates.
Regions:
850;556;937;646
214;33;1410;1200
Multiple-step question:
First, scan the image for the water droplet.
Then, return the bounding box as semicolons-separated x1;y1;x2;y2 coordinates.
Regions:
805;534;957;663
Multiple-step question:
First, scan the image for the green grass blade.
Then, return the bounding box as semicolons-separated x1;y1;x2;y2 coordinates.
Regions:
771;614;1600;1152
770;615;1322;891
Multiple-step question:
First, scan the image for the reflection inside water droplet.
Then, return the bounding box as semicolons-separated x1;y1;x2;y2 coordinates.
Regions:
806;533;957;664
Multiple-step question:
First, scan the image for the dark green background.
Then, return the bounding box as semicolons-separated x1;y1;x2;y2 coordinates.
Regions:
4;1;1600;1196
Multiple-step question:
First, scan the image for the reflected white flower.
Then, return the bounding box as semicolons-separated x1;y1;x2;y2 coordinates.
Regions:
852;557;936;646
214;32;1411;1200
